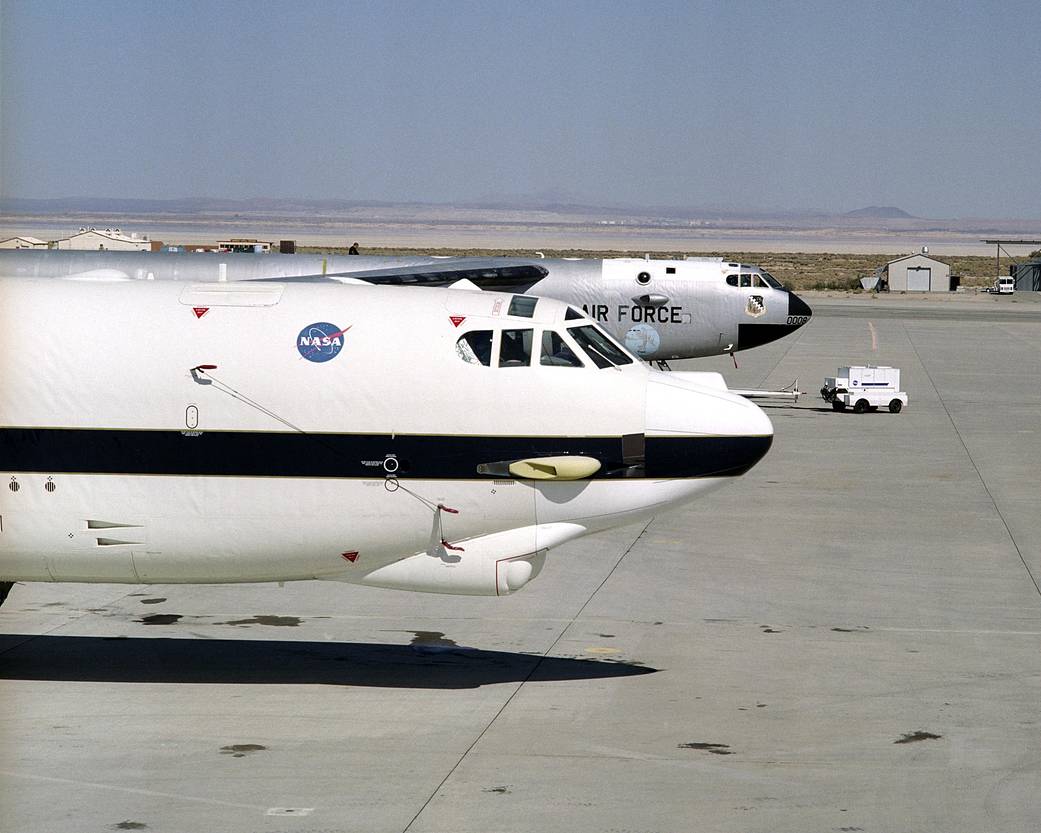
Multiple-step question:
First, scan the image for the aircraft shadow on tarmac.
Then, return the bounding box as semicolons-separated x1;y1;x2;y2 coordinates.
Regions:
0;634;656;689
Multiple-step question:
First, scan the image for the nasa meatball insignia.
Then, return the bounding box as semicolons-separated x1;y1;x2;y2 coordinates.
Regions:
297;322;351;363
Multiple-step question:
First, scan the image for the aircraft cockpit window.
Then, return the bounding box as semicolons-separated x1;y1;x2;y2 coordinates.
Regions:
456;330;493;366
499;328;534;367
508;295;539;318
730;271;776;288
568;325;634;368
540;330;584;367
565;306;584;320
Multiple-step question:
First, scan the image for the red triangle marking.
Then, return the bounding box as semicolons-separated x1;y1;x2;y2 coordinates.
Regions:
449;315;466;328
341;551;359;563
193;307;209;319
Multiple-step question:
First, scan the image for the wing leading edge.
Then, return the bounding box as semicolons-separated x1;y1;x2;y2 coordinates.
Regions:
251;258;548;291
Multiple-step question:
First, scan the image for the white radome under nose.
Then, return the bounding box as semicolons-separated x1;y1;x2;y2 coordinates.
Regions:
646;374;774;439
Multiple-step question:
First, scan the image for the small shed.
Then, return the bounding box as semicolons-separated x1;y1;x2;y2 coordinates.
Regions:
885;253;952;292
0;236;49;249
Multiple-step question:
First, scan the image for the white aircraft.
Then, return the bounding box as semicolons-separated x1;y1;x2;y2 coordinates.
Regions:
0;279;772;603
0;250;813;362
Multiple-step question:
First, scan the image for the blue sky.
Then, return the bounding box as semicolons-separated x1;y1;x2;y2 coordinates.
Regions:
1;0;1039;217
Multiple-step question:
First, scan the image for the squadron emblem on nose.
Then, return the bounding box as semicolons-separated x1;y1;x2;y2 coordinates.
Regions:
745;295;766;318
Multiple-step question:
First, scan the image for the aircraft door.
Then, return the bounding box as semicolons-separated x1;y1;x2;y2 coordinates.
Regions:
907;267;930;291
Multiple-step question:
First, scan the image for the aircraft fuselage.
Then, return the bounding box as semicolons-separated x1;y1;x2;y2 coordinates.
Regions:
0;278;772;596
0;251;813;361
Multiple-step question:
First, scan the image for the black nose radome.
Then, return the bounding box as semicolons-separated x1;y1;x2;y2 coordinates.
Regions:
736;291;813;351
788;292;813;319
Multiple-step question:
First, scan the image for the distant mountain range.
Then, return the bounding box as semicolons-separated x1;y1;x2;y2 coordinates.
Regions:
3;199;1035;234
0;195;922;221
844;206;915;219
0;196;408;215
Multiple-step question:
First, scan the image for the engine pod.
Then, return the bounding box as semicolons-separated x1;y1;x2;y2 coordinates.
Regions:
507;456;601;481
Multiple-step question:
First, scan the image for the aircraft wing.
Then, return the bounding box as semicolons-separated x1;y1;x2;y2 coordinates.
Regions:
252;258;549;291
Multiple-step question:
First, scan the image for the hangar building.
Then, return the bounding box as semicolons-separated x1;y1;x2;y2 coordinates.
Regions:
883;252;952;291
1012;261;1041;291
55;227;156;251
0;236;49;249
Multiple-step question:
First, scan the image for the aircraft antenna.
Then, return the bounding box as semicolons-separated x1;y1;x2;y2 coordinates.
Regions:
190;365;464;550
190;366;309;434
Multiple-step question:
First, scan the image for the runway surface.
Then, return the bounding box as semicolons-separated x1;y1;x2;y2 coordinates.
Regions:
2;297;1040;832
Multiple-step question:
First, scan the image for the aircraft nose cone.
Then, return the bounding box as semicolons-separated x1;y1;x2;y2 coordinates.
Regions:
788;291;813;320
645;376;773;478
737;289;813;350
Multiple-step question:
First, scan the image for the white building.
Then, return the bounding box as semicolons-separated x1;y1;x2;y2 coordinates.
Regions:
883;252;952;292
55;227;154;251
216;238;272;253
0;236;49;249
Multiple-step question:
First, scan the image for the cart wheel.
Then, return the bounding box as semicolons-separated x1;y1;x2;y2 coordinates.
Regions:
888;399;903;413
832;400;846;411
853;399;869;414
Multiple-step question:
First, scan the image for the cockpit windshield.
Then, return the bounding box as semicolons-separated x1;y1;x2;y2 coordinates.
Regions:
499;328;533;367
726;269;783;289
456;322;633;370
540;330;583;367
456;330;492;366
759;270;783;289
568;325;634;368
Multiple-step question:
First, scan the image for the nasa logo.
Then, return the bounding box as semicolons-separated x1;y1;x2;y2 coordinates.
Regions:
297;322;349;363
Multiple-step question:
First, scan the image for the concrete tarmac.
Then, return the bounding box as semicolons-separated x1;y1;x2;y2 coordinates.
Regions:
2;296;1040;833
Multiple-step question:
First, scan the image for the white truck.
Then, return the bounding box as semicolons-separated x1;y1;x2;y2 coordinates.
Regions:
992;276;1015;295
820;365;908;413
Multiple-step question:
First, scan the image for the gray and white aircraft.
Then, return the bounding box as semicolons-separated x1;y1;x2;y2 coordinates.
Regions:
0;250;812;361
